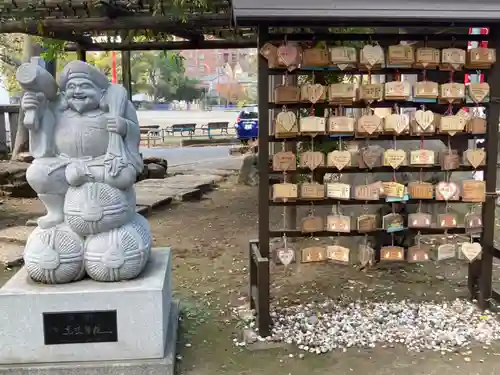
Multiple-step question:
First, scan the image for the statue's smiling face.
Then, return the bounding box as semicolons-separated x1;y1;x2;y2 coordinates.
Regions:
65;78;102;113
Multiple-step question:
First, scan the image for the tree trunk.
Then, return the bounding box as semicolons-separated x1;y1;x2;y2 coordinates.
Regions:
11;35;41;160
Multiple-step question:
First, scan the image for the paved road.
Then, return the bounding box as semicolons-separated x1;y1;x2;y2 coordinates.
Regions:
140;145;234;167
137;109;239;129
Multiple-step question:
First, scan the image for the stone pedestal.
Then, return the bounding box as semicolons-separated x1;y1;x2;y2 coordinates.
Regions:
0;248;178;375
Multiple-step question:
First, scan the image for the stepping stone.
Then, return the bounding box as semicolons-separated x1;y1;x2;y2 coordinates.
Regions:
135;190;173;208
0;242;24;267
136;205;151;216
0;226;33;244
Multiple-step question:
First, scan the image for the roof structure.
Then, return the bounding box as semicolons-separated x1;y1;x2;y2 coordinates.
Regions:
0;0;257;50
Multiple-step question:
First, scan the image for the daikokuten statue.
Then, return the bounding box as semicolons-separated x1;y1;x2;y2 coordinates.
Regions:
17;59;152;284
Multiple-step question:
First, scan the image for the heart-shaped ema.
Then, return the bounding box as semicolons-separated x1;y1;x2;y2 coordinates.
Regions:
362;44;384;68
277;44;299;67
358;115;381;135
437;181;458;201
304;83;325;104
384;149;406;169
465;149;486;169
414;110;434;131
385;114;409;134
461;242;482;262
277;248;295;266
468;82;490;103
276;111;297;132
328;150;351;171
301;151;324;170
361;146;383;169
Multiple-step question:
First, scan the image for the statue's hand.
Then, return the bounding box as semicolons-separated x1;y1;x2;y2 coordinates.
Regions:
21;92;40;112
65;162;90;186
106;115;127;136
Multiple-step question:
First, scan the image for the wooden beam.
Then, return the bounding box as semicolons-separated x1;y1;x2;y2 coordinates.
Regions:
76;46;87;62
121;51;132;100
65;39;256;51
0;14;231;34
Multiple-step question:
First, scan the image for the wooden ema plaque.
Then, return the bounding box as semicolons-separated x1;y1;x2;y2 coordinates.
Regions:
435;182;460;201
464;149;486;169
465;213;483;234
300;183;325;200
384;114;409;135
439;115;466;136
356;114;382;136
354;183;380;200
327;150;352;171
462;180;486;202
275;111;298;138
467;47;496;69
358;84;384;102
276;43;302;71
441;48;466;70
357;214;377;233
272;183;298;201
273;247;295;266
329;46;357;69
409;149;435;166
384;149;407;169
274;85;300;104
380;246;404;262
299;116;326;134
326;183;351;200
300;83;326;103
408;245;430;263
301;216;324;233
414;81;439;99
440;83;465;103
327;245;350;264
359;145;383;169
408;213;432;228
301;247;326;263
360;44;384;70
300;151;325;170
440;150;460;170
467;117;487;134
260;43;280;68
467;83;490;103
415;48;440;69
408;182;433;199
328;116;355;134
388;44;414;66
384;81;411;101
327;214;351;232
437;213;458;229
302;47;330;67
272;151;296;171
328;83;356;104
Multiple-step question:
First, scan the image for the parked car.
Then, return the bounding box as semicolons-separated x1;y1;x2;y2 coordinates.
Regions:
234;107;258;143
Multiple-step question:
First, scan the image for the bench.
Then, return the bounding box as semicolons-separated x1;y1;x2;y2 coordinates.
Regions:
201;122;229;139
165;123;197;138
140;125;161;148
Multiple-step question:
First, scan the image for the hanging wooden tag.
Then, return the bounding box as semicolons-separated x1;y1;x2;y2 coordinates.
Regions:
383;181;405;198
272;183;298;201
384;149;407;169
440;83;465;103
357;214;378;233
388;44;414;66
299;116;326;135
301;216;324;233
272;151;296;171
302;47;330;67
408;245;430;263
354;183;381;201
412;111;439;135
408;182;433;199
462;180;486;202
357;114;382;136
328;116;355;134
414;81;439;99
384;114;409;134
329;46;357;69
301;83;326;104
439;115;466;136
468;83;490;103
328;83;356;104
460;242;482;262
327;245;350;264
437;243;456;261
359;145;383;169
464;149;486;169
326;214;351;232
408;213;432;228
358;244;375;267
467;47;496;69
383;213;404;232
300;182;325;200
414;110;434;131
299;151;324;170
437;213;458;228
436;181;460;201
301;246;326;263
358;84;384;102
440;150;460;170
275;111;298;137
410;149;435;166
327;150;352;171
274;85;301;104
467;117;487;134
465;213;483;234
415;47;440;68
441;48;466;70
326;182;351;200
380;246;405;261
384;81;412;101
277;43;301;71
360;44;384;69
274;247;296;266
260;43;279;68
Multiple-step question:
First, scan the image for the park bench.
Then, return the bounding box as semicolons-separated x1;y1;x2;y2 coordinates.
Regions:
165;123;197;138
201;121;229;139
140;125;160;136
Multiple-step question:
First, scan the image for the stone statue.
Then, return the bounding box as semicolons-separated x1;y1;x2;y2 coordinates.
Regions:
17;59;152;284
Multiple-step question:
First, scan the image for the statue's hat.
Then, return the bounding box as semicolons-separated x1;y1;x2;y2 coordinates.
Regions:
60;60;110;90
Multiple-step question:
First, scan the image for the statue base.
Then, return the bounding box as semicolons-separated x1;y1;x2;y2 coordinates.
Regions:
0;248;178;375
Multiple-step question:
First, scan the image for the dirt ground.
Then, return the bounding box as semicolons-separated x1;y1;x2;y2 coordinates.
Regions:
3;178;500;374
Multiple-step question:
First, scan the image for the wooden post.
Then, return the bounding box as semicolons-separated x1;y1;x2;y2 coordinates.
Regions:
121;51;132;100
76;46;87;62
